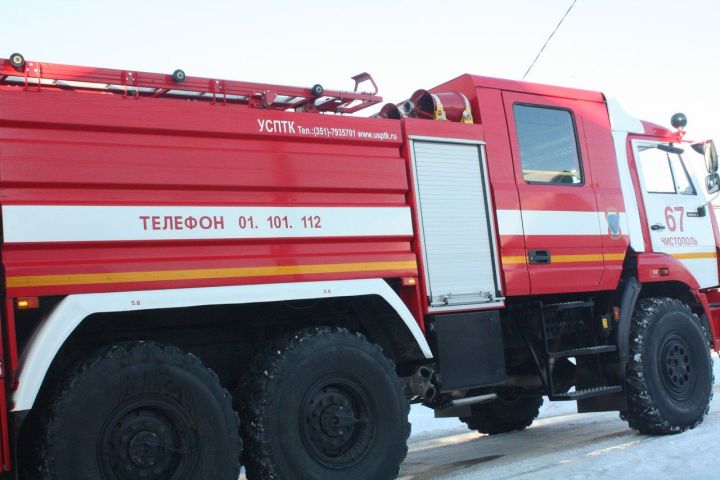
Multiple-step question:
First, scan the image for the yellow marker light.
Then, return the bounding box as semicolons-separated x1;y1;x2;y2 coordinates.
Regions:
16;297;39;310
401;277;418;286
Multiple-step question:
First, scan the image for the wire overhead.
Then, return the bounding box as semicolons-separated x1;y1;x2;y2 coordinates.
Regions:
522;0;578;80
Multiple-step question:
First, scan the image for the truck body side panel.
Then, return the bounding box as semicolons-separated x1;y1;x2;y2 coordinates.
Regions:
0;86;418;297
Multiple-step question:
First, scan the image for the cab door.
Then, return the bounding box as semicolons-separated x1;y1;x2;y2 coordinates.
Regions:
633;140;718;288
503;92;604;294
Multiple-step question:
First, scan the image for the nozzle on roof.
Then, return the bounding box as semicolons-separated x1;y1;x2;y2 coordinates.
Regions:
378;103;404;120
401;100;414;116
409;89;473;123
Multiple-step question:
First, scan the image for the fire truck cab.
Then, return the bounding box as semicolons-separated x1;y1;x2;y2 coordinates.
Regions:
0;53;718;479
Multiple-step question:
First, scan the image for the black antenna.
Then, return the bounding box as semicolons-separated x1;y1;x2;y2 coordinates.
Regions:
522;0;578;80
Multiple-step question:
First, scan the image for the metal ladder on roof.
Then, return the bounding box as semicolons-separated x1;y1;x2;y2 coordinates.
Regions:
0;53;382;114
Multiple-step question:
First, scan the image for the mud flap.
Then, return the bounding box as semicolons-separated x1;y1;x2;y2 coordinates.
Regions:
430;311;506;392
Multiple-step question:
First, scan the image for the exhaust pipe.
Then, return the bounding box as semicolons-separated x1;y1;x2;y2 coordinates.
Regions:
404;366;436;401
448;393;497;408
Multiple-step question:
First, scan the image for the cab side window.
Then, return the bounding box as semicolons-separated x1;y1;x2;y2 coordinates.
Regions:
669;154;696;195
513;104;583;185
637;146;696;195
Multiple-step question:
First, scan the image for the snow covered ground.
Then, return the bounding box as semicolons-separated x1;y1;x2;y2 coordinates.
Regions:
400;357;720;479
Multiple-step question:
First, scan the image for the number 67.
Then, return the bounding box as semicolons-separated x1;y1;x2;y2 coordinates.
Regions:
664;206;684;232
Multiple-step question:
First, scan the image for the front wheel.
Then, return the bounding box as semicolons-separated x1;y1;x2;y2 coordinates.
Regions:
622;297;713;434
238;327;410;480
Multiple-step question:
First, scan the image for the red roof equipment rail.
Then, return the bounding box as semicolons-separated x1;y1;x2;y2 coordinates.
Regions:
0;53;382;114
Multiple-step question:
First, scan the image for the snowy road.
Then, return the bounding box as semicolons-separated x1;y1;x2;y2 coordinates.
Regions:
399;359;720;479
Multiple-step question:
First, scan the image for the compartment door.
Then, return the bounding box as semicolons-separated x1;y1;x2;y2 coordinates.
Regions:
411;138;502;311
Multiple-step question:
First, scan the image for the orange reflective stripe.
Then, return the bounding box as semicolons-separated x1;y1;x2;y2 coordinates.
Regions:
7;260;418;288
502;252;626;265
671;252;717;260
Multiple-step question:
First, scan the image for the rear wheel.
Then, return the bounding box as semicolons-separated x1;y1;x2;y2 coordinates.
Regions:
622;297;713;434
238;326;410;480
28;342;241;479
459;390;543;435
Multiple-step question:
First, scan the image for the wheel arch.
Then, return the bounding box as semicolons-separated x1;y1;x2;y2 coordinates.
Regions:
12;279;432;413
616;277;712;379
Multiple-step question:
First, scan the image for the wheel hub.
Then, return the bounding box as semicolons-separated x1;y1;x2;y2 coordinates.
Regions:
99;399;198;480
128;430;161;467
318;395;363;436
300;376;375;469
659;334;695;400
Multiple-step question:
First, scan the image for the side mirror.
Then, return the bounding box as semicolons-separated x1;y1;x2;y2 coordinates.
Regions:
706;173;720;194
692;139;718;174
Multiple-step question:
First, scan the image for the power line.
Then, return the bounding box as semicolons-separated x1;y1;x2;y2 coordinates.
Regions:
522;0;578;80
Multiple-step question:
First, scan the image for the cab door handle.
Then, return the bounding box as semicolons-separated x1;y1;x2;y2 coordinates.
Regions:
651;224;666;231
529;250;551;264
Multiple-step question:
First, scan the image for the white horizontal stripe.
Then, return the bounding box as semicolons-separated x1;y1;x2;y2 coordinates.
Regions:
497;210;627;237
496;210;524;236
523;210;600;236
2;205;413;243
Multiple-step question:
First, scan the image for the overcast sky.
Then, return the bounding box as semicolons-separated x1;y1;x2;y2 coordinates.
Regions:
3;0;718;141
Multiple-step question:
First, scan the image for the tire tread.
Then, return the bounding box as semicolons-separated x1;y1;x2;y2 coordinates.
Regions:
460;395;543;435
238;326;410;480
622;297;713;434
31;341;241;479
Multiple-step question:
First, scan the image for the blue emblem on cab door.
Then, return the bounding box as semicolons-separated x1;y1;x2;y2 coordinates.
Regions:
607;211;621;239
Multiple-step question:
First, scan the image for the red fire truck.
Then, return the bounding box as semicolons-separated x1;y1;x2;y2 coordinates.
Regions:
0;52;718;479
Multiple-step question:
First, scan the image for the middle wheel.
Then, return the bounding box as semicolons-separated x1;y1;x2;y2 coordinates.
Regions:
460;390;544;435
238;327;410;480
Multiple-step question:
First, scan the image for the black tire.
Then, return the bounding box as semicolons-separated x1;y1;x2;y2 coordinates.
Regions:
622;297;713;434
238;326;410;480
29;342;241;479
459;391;543;435
9;53;24;69
172;69;186;83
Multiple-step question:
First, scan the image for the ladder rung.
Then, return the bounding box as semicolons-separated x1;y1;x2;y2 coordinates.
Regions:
543;300;594;312
547;345;617;358
552;386;622;401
